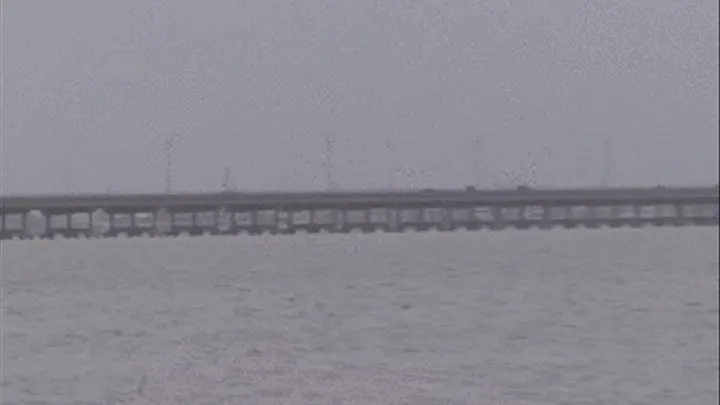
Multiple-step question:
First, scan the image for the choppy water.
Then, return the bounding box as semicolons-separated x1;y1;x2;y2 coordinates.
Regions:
1;228;718;405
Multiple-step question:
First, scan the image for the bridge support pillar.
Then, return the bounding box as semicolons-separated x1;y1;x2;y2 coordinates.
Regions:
539;206;552;229
283;209;294;233
674;203;686;219
273;210;281;231
441;208;452;230
490;206;502;225
0;212;10;239
213;210;220;233
386;209;397;231
21;212;27;234
331;209;341;231
168;212;176;233
44;212;51;235
86;211;93;236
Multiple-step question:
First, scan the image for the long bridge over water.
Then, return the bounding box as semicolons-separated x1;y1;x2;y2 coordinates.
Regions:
0;186;718;240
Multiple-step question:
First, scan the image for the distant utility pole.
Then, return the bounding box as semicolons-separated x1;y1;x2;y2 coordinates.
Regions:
529;162;538;186
64;163;71;193
524;150;540;186
472;137;482;187
386;139;397;189
165;133;181;193
600;138;611;187
464;136;483;188
221;167;234;191
323;134;336;190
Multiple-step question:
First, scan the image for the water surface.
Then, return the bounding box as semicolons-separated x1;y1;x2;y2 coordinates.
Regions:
2;228;718;404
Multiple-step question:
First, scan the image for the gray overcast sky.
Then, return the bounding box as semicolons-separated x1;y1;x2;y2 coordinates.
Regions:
1;0;718;194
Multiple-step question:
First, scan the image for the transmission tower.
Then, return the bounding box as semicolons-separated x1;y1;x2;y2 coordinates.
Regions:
222;167;235;191
323;134;336;190
164;133;180;193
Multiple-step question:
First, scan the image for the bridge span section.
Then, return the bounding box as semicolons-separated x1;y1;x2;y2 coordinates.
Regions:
0;187;717;239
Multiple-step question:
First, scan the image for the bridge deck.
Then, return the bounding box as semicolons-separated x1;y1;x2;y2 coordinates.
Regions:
1;187;717;212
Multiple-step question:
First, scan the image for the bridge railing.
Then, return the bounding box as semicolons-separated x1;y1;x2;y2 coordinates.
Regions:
1;187;718;212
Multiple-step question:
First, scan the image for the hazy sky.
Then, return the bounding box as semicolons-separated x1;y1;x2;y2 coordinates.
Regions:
1;0;718;194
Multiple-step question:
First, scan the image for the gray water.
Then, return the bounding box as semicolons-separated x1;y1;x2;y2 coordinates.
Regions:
1;228;718;405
